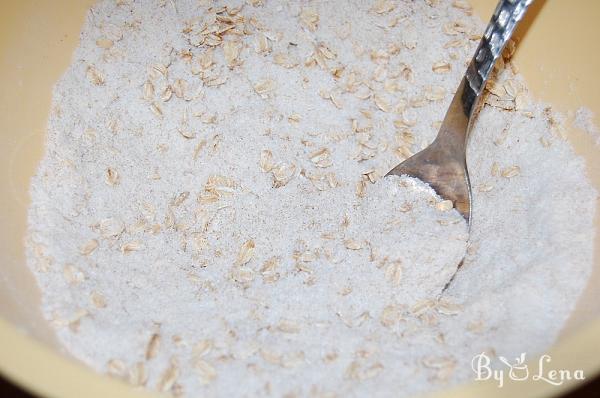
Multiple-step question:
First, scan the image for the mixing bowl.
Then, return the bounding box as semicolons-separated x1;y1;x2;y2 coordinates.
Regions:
1;1;599;397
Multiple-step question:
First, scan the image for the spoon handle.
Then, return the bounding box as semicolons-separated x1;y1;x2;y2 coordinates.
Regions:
462;0;533;117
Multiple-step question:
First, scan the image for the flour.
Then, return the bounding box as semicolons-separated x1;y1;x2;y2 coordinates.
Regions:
26;0;597;397
575;107;600;145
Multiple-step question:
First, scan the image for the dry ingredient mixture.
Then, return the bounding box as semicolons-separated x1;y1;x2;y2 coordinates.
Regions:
575;107;600;145
26;0;597;397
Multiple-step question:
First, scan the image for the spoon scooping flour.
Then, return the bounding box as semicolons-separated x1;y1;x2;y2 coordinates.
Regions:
26;0;596;397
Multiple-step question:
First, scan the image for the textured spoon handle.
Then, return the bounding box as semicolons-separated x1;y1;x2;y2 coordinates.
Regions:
463;0;533;115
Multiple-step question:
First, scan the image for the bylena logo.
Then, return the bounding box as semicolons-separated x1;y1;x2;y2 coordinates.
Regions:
471;352;585;388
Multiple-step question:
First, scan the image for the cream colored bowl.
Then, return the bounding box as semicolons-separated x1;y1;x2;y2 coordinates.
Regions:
1;1;599;397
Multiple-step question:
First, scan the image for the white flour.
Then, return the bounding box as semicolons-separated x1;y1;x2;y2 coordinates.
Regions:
26;0;597;397
575;107;600;145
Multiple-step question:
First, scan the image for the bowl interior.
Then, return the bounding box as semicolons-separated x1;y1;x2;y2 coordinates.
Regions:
0;1;599;397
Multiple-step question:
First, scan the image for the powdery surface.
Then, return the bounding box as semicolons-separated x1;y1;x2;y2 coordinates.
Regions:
26;0;596;397
575;107;600;145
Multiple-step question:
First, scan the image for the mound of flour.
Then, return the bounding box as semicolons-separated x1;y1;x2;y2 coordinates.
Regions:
26;0;596;397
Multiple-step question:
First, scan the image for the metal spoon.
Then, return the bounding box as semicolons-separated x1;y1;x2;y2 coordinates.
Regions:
386;0;533;225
